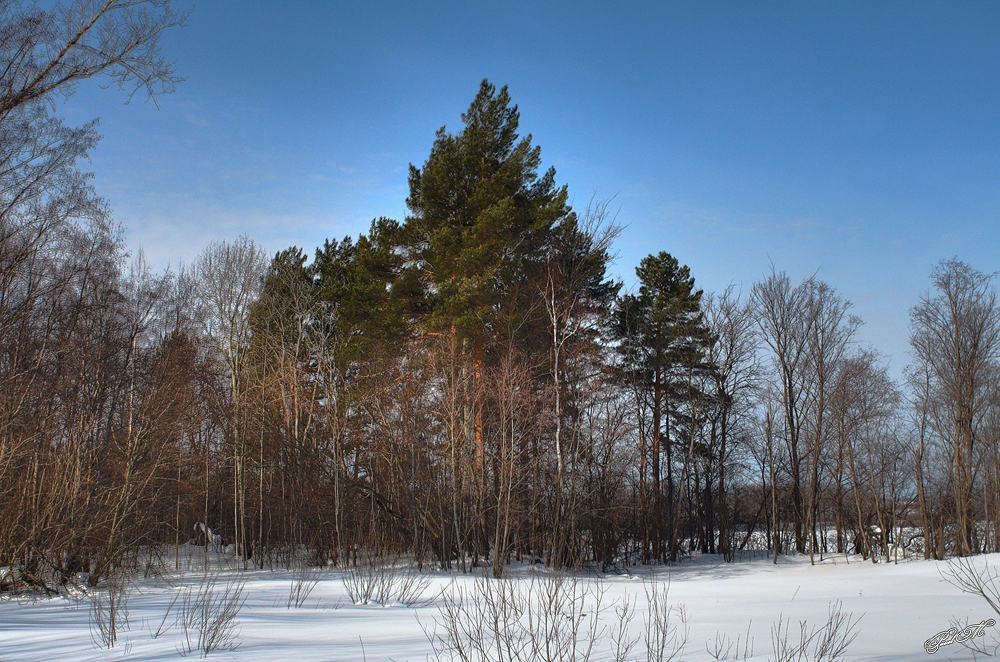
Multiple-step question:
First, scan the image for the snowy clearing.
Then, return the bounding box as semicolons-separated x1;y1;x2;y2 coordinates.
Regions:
1;550;996;661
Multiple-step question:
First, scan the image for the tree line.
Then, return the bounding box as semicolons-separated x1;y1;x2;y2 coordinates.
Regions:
3;2;1000;593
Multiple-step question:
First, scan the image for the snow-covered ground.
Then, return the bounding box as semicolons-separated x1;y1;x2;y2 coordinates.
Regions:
1;549;996;661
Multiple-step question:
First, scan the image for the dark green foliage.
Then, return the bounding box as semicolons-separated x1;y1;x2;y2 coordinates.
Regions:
251;218;415;367
612;251;713;562
615;251;711;380
404;79;571;344
251;247;312;341
312;217;413;359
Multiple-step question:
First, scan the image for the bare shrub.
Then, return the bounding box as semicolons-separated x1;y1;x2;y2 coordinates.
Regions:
770;616;811;662
810;602;863;661
388;566;434;606
643;575;688;662
707;623;754;661
342;555;432;607
341;560;377;605
942;556;1000;616
427;573;528;662
0;566;19;593
89;571;130;649
940;556;1000;655
426;572;606;662
769;601;861;662
140;545;170;579
940;616;1000;657
287;563;323;609
150;590;181;639
426;571;689;662
176;571;247;657
610;594;640;662
525;573;606;662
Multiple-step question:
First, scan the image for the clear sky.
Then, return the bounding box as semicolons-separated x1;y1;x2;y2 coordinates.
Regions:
62;1;1000;377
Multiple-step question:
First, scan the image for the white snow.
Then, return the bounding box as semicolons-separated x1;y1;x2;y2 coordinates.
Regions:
0;551;995;661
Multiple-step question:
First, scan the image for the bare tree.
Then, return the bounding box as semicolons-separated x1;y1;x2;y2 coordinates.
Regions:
702;286;759;559
831;350;903;561
0;0;184;117
753;272;859;559
800;280;859;563
0;0;184;227
0;0;184;589
193;236;268;565
541;198;620;566
910;259;1000;556
752;271;811;553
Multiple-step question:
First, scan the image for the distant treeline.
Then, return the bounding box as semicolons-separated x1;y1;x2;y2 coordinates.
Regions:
3;3;1000;592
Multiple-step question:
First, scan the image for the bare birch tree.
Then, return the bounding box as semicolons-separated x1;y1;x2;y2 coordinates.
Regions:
193;236;267;564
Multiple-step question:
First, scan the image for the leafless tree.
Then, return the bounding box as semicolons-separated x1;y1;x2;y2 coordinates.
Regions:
830;350;904;561
752;270;811;552
0;0;186;591
702;285;759;559
193;236;268;565
0;0;184;117
910;259;1000;555
541;197;620;566
753;272;860;559
800;280;859;563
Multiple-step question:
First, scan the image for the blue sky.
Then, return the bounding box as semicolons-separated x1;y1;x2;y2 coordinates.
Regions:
63;1;1000;375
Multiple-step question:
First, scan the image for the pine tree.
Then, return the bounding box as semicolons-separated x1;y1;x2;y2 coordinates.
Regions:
404;79;571;472
613;251;711;562
312;217;412;364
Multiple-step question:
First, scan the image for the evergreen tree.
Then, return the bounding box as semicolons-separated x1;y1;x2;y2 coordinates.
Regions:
312;217;412;365
613;251;711;562
404;78;572;470
404;78;570;345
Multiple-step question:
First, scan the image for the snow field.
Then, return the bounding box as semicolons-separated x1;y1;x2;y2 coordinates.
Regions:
0;551;995;661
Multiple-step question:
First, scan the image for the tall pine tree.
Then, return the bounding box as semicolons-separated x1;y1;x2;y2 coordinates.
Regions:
404;79;571;471
614;251;711;562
